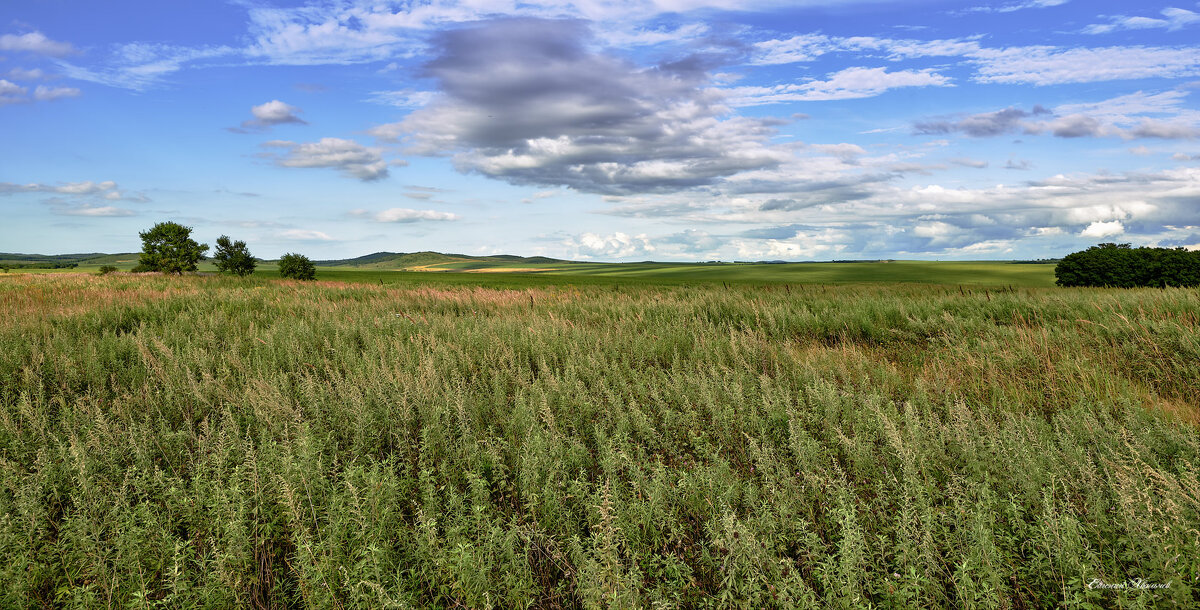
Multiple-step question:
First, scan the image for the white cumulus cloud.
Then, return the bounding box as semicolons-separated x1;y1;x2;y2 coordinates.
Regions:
243;100;307;128
261;138;391;181
1081;220;1126;238
0;31;75;56
564;232;656;259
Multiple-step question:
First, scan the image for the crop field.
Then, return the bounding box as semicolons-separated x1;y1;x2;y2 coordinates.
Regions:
0;271;1197;607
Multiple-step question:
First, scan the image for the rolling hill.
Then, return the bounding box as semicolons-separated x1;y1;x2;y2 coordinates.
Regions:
312;251;571;270
0;250;1060;287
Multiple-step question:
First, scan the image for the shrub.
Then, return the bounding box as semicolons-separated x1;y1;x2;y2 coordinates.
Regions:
97;265;118;275
212;235;257;277
278;253;316;280
137;222;208;274
1055;243;1200;287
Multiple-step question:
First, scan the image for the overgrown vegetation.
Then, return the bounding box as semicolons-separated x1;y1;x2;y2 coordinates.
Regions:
0;274;1196;607
1056;242;1200;288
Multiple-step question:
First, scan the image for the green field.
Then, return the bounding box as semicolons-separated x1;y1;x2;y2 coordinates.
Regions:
0;270;1195;607
314;260;1057;288
4;252;1058;288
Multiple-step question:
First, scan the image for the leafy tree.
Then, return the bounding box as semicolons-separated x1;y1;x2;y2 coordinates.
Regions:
97;265;118;275
1055;243;1200;287
138;222;208;274
278;253;316;280
212;235;257;277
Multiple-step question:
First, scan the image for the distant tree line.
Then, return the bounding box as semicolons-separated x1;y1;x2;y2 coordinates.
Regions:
0;262;78;270
1055;243;1200;287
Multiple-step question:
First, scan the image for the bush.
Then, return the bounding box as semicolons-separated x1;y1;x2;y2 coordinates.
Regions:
1055;243;1200;287
212;235;257;277
138;222;208;274
97;265;118;275
277;253;316;280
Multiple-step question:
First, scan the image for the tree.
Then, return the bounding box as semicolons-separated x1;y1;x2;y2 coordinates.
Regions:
212;235;257;277
97;265;118;275
278;253;316;280
138;222;208;274
1055;243;1200;287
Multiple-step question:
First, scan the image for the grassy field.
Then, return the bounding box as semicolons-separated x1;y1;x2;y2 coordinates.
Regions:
11;257;1059;288
337;258;1057;287
0;271;1196;607
316;261;1057;288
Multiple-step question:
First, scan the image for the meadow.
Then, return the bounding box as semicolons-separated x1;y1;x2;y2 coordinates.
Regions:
7;254;1060;288
0;269;1196;608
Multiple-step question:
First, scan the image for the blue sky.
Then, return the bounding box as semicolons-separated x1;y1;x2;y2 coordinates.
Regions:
2;0;1199;260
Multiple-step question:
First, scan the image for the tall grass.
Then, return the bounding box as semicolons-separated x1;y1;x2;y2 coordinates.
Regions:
0;273;1196;608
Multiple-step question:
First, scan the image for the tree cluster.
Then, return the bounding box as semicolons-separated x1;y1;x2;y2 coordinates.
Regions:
135;221;315;280
1055;243;1200;288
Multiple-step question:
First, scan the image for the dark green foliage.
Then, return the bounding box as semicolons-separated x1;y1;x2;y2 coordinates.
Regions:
97;265;118;275
0;261;78;269
137;222;208;274
1056;243;1200;287
278;252;316;280
212;235;257;277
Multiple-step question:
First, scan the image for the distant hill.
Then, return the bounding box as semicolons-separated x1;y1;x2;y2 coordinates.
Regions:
313;251;570;269
0;251;566;270
0;252;139;266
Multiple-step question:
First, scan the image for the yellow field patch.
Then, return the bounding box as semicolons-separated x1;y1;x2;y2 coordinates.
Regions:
463;267;557;273
398;263;557;273
398;264;456;272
